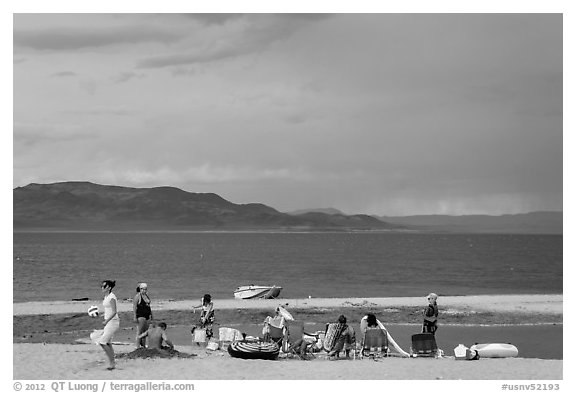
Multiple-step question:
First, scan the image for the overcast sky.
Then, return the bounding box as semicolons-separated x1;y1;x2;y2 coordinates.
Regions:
12;13;563;215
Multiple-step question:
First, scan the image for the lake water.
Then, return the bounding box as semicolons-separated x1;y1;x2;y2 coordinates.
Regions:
13;232;562;302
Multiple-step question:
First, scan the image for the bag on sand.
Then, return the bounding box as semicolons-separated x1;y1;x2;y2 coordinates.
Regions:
193;328;207;343
206;340;220;351
454;344;479;360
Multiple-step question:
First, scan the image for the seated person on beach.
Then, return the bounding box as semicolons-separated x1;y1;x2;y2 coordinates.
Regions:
262;308;286;342
137;322;174;351
327;315;356;358
361;313;379;334
287;334;322;359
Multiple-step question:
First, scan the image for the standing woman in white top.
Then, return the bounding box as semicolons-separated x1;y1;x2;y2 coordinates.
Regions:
98;280;120;370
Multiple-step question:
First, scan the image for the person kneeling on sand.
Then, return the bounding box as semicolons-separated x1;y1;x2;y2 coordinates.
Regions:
137;322;174;351
287;334;322;360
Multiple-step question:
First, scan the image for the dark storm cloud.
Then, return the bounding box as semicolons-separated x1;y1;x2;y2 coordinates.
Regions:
13;123;97;147
137;14;332;68
14;26;182;51
182;13;329;25
137;45;248;68
111;71;146;84
183;13;243;25
60;108;137;117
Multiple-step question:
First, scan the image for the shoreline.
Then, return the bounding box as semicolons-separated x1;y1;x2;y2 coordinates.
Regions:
13;294;563;316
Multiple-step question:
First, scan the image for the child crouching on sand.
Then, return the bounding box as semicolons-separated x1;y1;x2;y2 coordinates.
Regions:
422;292;439;335
137;322;174;351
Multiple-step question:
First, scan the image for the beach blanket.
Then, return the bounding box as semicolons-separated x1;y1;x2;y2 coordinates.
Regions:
193;328;207;343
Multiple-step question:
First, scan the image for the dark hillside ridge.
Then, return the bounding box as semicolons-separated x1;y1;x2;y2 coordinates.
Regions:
13;182;400;231
378;211;562;234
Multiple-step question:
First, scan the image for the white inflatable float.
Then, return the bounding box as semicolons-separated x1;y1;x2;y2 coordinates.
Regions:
470;343;518;358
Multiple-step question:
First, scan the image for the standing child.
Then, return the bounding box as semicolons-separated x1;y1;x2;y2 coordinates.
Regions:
422;292;439;335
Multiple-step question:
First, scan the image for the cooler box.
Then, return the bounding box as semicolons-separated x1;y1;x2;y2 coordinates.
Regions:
454;344;479;360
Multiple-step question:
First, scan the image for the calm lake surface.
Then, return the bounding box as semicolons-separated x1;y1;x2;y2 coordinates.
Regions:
13;232;562;302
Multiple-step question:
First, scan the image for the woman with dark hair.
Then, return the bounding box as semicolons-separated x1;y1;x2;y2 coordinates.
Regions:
133;282;152;348
366;313;378;327
97;280;119;370
192;294;215;340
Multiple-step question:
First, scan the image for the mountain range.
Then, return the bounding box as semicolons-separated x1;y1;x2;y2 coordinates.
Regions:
13;182;562;234
13;182;398;231
377;212;562;234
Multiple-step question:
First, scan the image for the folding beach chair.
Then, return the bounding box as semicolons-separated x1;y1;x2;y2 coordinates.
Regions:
361;327;389;359
324;323;357;359
263;315;286;345
267;325;285;347
410;333;438;357
284;320;304;351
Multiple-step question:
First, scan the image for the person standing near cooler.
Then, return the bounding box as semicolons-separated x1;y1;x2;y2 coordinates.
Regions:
97;280;120;370
422;292;439;335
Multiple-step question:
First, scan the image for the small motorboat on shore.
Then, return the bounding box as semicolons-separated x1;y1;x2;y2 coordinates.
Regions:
234;285;282;300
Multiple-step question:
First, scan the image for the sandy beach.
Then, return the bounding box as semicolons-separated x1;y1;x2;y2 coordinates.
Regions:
12;294;563;316
12;294;563;381
13;342;562;380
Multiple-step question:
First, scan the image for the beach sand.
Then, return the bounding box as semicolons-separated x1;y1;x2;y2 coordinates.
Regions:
13;294;563;316
13;342;562;380
13;295;563;381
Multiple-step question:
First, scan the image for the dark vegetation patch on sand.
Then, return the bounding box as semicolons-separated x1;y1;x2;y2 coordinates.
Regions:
13;307;562;345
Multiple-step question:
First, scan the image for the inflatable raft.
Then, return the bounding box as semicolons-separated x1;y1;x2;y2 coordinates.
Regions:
470;343;518;358
227;341;280;360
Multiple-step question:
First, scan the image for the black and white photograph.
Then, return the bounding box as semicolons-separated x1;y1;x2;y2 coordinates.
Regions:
9;3;568;387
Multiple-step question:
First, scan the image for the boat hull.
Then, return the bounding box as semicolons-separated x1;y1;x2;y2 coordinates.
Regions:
234;285;282;300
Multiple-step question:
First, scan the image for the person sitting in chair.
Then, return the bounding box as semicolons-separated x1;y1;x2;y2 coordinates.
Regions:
262;307;286;343
327;315;356;359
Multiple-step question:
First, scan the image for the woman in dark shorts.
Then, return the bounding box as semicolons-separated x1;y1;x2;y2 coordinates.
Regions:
133;282;153;348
